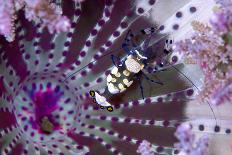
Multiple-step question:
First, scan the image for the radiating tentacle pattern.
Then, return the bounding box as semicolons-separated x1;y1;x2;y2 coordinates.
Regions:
1;0;232;155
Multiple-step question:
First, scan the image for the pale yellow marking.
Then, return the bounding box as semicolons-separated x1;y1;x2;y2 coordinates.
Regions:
108;83;114;88
126;80;133;87
118;83;124;89
118;83;126;92
121;78;134;87
140;64;145;69
115;72;121;77
111;78;116;82
111;67;118;75
107;74;112;82
108;83;119;94
123;79;129;85
123;70;130;76
120;88;126;92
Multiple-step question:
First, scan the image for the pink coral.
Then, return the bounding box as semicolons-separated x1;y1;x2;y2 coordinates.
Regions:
0;0;72;42
214;0;232;12
174;1;232;105
0;0;15;42
209;70;232;105
137;140;154;155
174;123;209;155
24;0;71;33
210;10;232;35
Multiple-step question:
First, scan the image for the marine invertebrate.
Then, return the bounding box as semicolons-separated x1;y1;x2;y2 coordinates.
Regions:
0;0;72;42
137;123;210;155
174;123;209;155
137;140;154;155
1;0;231;155
175;0;232;105
87;28;170;112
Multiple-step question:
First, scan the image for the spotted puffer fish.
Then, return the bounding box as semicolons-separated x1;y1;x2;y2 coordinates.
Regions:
1;0;232;155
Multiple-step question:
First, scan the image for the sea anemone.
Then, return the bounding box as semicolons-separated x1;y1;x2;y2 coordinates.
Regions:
1;0;232;155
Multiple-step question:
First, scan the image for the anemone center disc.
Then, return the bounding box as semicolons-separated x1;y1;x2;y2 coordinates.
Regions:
14;73;79;142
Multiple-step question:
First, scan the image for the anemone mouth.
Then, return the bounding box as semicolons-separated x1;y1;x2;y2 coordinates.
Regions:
14;72;79;142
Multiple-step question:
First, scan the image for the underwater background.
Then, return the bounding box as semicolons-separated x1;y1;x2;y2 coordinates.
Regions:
0;0;232;155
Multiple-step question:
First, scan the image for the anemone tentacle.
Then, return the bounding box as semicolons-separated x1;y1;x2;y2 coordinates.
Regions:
1;0;231;155
64;0;117;76
74;130;123;155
